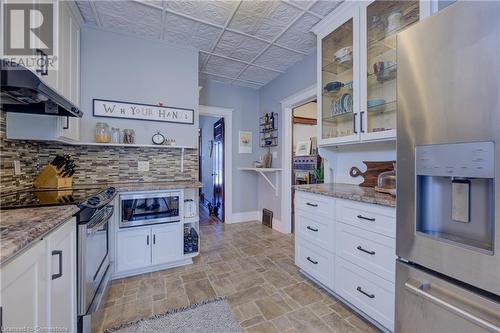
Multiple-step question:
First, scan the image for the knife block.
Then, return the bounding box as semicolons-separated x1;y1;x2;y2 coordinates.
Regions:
34;165;73;189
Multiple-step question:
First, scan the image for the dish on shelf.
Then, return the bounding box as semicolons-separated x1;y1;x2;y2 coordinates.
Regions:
373;61;397;82
334;46;352;59
324;81;344;93
367;98;386;108
344;80;353;89
330;92;353;116
386;10;403;33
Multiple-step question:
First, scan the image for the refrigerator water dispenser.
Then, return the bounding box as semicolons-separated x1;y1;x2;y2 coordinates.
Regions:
415;142;495;253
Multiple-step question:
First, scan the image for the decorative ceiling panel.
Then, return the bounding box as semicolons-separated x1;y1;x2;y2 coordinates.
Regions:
228;1;302;40
276;13;320;53
253;45;304;72
309;0;342;15
200;73;234;84
75;0;344;89
164;13;222;52
204;55;247;78
95;1;162;39
165;1;238;26
239;66;280;84
213;31;269;63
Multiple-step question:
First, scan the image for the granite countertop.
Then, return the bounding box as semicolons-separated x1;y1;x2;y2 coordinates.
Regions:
0;205;80;265
294;183;396;207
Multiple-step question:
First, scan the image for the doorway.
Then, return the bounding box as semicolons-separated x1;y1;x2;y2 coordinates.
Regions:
199;114;224;225
291;101;320;233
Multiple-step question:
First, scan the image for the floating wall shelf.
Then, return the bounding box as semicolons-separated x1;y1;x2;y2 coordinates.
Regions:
239;168;282;196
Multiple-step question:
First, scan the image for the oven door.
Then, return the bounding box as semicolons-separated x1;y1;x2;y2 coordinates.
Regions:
78;205;112;316
120;191;181;228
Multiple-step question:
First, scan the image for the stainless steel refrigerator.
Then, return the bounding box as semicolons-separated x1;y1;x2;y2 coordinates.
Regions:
396;1;500;332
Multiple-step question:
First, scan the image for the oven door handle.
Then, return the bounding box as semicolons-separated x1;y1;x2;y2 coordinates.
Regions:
87;206;114;232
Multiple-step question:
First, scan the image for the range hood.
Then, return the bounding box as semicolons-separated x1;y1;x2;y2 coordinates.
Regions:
0;62;83;118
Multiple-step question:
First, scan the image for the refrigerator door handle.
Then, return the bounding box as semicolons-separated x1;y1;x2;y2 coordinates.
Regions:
404;278;500;333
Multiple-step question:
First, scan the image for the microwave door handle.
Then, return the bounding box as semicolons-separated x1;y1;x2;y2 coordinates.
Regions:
404;279;500;332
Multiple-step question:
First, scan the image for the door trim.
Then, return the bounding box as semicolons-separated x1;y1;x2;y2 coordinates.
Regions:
199;105;234;224
280;85;316;234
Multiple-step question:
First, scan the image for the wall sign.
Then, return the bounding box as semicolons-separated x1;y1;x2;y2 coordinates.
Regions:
93;99;194;124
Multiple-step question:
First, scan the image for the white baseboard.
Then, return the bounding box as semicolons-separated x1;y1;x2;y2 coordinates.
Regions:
228;210;260;224
272;218;291;234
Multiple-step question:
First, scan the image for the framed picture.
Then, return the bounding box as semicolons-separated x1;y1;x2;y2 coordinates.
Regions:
93;99;194;124
296;140;311;156
239;131;252;154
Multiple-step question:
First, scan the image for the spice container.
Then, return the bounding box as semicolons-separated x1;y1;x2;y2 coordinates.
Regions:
95;122;110;143
123;129;135;144
111;127;120;143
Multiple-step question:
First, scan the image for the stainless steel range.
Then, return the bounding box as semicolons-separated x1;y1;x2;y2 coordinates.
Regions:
76;187;116;333
396;2;500;332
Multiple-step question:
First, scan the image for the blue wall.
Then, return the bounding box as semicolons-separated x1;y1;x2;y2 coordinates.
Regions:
199;80;260;214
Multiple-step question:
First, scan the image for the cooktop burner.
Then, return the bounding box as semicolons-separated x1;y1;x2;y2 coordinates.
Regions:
0;186;116;209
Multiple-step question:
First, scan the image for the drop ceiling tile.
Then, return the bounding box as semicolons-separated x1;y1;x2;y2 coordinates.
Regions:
165;1;238;26
239;66;280;84
200;73;234;84
233;81;262;90
229;1;302;41
75;1;97;25
309;0;343;16
286;0;316;9
96;1;162;39
213;31;269;62
204;55;247;78
276;13;319;53
164;13;222;52
253;45;304;72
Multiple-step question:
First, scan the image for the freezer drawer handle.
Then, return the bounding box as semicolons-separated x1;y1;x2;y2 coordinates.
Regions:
404;279;500;333
357;215;376;222
356;246;375;255
51;250;63;280
306;257;318;265
356;286;375;299
306;202;318;207
307;226;318;232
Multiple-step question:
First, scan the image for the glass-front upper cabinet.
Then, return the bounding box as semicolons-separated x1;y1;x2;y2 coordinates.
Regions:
361;1;420;140
319;9;359;145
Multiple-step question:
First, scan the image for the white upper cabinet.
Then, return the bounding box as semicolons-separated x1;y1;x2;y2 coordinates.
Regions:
313;1;432;146
6;1;82;142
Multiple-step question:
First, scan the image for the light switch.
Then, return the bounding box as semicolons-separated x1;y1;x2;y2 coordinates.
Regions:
138;161;150;172
272;151;277;159
13;160;21;175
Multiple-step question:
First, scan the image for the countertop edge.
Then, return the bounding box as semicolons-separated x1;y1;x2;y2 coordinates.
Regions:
294;184;396;208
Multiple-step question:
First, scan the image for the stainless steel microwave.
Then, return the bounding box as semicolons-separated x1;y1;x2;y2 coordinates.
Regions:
119;191;181;228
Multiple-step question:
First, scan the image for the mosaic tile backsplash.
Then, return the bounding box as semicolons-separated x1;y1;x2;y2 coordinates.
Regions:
0;112;198;194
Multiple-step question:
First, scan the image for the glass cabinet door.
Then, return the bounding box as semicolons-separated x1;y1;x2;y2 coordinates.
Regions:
363;1;419;137
321;16;357;143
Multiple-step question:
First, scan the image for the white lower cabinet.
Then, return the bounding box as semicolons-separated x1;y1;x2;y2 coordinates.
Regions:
116;223;183;275
117;227;151;272
295;192;396;331
151;224;182;265
0;217;76;332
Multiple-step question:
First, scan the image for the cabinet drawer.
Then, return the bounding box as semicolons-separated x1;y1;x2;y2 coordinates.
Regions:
336;199;396;237
295;191;334;217
335;257;394;331
296;212;334;253
337;222;395;282
295;240;334;289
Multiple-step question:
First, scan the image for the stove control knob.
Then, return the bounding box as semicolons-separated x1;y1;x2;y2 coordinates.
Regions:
87;196;100;206
105;187;116;197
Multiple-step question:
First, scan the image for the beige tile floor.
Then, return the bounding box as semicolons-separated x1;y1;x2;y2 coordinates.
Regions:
100;221;380;333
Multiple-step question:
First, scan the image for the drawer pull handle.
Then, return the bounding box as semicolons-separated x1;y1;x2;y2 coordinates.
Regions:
356;246;375;255
306;202;318;207
357;286;375;299
307;226;318;232
357;214;376;222
306;257;318;264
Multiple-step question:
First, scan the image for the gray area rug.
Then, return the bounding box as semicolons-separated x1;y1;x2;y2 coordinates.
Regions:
104;297;242;333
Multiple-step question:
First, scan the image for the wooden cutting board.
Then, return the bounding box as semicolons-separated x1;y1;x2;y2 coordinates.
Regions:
349;161;395;187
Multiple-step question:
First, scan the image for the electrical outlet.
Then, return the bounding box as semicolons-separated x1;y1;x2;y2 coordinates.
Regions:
13;160;21;175
137;161;149;172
